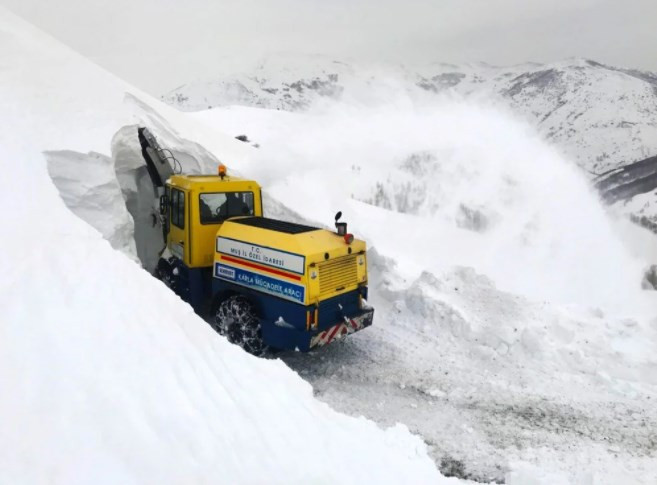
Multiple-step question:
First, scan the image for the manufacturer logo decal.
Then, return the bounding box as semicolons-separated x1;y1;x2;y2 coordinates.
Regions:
216;265;235;279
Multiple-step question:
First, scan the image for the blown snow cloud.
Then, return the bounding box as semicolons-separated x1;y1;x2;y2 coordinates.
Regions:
196;94;654;316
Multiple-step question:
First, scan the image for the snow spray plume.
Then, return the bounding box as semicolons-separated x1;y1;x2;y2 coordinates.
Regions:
236;85;652;317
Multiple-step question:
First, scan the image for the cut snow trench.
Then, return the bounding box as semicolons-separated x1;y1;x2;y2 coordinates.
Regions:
47;121;323;274
45;150;138;259
46;130;161;273
46;123;228;273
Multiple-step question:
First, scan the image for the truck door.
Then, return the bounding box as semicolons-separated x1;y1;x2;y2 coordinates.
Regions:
168;186;190;264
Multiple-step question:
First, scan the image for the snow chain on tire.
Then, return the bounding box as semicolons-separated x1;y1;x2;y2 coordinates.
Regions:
213;295;267;356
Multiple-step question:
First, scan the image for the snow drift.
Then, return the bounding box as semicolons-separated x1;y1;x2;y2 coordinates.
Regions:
0;6;449;484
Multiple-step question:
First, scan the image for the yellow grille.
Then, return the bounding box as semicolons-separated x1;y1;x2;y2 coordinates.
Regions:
318;255;358;296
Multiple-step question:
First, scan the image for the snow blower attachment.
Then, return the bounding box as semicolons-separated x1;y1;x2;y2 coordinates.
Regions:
138;127;373;355
138;127;179;245
138;127;177;191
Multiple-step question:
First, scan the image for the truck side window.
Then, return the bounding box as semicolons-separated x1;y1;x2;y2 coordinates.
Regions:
200;192;254;224
171;188;185;229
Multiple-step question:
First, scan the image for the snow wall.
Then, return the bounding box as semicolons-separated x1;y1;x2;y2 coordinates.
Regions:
0;7;451;484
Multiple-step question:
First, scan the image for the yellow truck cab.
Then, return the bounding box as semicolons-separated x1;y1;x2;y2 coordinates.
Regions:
164;174;263;268
156;167;374;355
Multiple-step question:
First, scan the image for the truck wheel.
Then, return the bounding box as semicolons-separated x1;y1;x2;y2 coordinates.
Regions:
213;295;267;356
155;258;175;289
156;257;181;295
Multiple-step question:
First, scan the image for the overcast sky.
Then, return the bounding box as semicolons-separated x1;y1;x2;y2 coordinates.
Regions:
3;0;656;95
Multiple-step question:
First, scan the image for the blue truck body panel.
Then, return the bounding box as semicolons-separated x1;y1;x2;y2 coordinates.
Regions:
161;257;372;352
212;277;371;351
161;258;212;314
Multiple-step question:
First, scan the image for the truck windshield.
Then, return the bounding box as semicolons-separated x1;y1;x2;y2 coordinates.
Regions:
200;192;255;224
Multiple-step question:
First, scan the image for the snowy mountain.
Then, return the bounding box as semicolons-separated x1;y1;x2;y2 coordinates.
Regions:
417;59;657;175
163;57;657;175
4;9;657;485
164;56;657;230
163;56;359;112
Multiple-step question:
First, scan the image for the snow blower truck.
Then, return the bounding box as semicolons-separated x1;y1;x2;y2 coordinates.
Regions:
139;127;373;355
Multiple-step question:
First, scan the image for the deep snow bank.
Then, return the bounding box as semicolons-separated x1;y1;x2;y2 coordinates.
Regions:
0;7;448;483
368;252;657;399
0;3;252;268
0;144;443;484
45;149;138;258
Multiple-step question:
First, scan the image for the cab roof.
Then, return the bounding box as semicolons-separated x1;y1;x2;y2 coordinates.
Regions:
167;174;260;191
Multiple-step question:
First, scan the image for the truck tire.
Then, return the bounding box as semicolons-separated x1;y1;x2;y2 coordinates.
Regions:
213;295;267;355
155;258;174;289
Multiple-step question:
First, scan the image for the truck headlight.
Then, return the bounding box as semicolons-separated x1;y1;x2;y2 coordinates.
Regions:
310;270;318;279
358;256;364;266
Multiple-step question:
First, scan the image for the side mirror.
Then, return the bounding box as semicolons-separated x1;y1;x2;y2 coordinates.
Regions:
159;194;168;215
335;211;342;222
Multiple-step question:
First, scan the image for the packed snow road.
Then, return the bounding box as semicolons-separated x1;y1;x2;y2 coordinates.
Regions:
283;342;657;482
281;279;657;483
278;254;657;483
